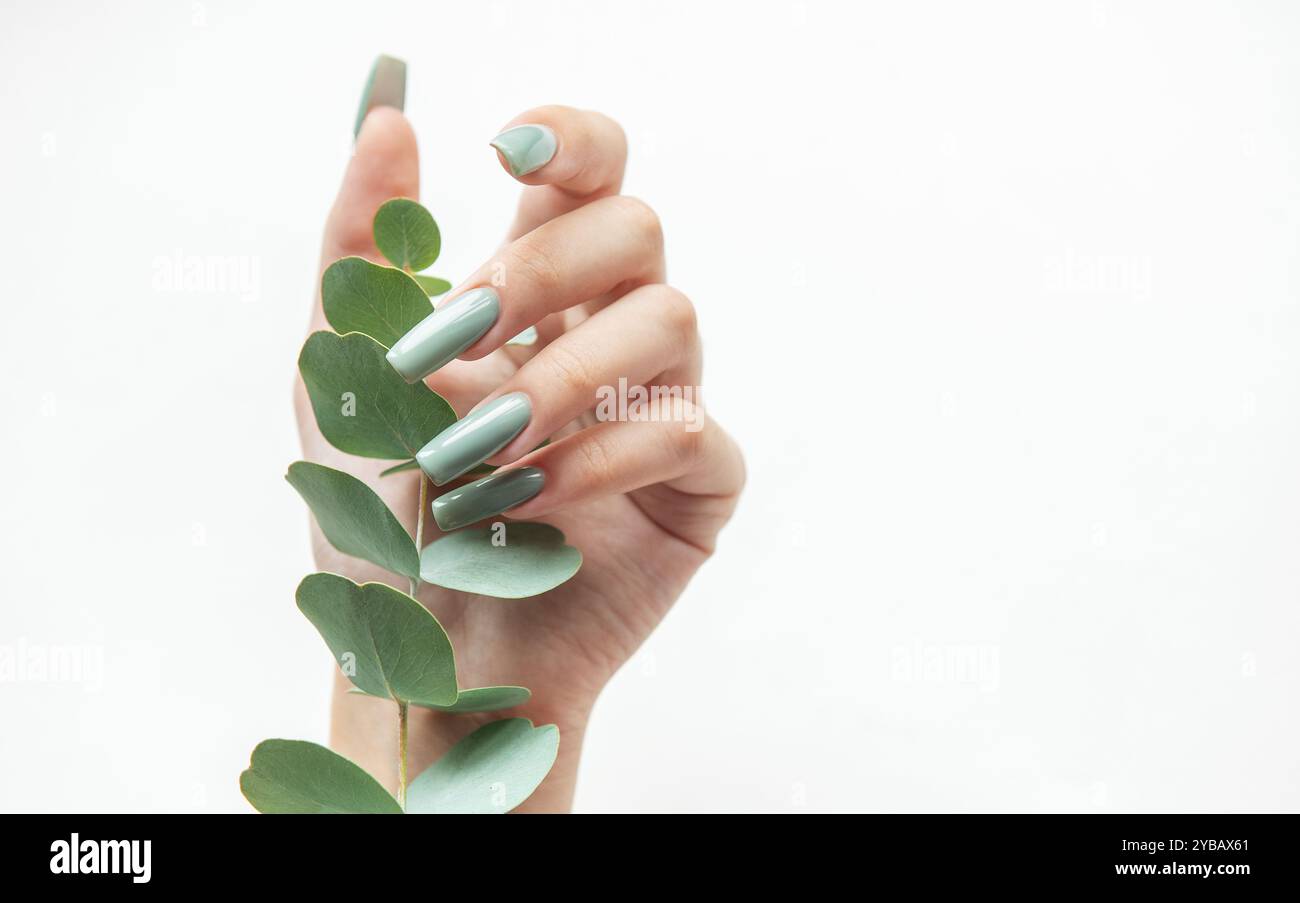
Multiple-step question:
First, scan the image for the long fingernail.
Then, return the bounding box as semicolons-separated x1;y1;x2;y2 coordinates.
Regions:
385;287;500;383
432;467;545;532
354;54;407;138
416;392;532;486
489;124;557;177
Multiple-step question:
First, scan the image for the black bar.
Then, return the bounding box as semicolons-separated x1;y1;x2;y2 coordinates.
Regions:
2;814;1289;890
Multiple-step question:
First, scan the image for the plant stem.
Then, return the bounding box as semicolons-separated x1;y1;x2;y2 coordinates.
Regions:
409;472;427;596
397;699;409;809
398;471;426;810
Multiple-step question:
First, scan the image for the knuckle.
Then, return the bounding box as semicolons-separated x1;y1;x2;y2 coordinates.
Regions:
658;286;698;344
542;340;598;396
611;195;663;252
576;430;620;485
666;417;706;471
506;234;563;297
595;111;629;161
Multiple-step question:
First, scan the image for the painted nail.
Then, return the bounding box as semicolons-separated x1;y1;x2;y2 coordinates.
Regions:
354;54;407;138
432;467;545;532
489;124;558;177
416;392;532;486
385;287;500;383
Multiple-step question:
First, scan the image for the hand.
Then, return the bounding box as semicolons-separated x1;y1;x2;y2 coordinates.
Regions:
294;105;745;812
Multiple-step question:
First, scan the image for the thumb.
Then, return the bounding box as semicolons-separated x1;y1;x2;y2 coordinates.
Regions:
311;105;420;329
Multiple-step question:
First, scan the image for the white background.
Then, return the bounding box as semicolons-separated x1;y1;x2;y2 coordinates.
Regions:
2;0;1297;813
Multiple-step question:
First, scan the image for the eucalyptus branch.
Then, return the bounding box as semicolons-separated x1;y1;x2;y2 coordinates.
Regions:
238;81;564;814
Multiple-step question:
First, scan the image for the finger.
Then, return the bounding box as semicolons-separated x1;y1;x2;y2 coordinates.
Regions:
310;107;420;332
489;105;628;239
412;284;700;485
385;194;665;383
430;407;745;552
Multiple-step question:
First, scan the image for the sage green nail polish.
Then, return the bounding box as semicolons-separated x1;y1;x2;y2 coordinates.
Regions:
489;124;557;177
385;287;500;383
416;392;532;486
432;467;545;532
354;54;407;138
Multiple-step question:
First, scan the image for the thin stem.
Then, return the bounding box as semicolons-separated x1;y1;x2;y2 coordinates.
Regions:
397;700;409;809
399;471;426;810
409;472;427;596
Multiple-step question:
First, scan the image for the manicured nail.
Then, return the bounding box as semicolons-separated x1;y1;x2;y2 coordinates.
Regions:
354;54;407;138
432;467;545;532
385;287;500;383
489;124;557;177
416;392;532;486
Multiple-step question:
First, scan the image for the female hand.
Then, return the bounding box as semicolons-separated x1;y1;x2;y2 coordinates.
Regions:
295;103;745;812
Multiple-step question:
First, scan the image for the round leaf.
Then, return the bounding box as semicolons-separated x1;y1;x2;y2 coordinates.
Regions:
296;573;457;706
374;198;441;271
322;256;432;348
240;739;401;814
406;719;559;814
420;522;582;599
285;461;418;580
415;685;531;714
299;330;456;460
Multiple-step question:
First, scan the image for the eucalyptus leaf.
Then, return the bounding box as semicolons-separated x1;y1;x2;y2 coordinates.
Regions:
420;522;581;599
416;685;532;713
299;330;456;460
506;325;539;346
374;198;441;271
406;719;558;814
296;573;457;706
349;684;532;714
413;274;452;297
322;256;432;348
380;459;421;477
240;739;402;814
285;461;418;580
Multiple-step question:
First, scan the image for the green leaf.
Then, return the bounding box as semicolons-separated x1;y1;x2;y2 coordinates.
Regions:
296;573;457;706
412;274;452;297
374;198;441;271
380;459;420;477
416;686;531;713
350;684;532;713
299;330;456;460
285;461;418;580
506;325;538;346
321;256;432;348
407;719;558;814
420;522;581;599
240;739;402;814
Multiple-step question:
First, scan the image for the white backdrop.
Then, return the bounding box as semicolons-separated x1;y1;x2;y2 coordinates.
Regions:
2;0;1297;813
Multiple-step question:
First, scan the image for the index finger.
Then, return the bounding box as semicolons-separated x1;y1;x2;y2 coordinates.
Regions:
490;105;628;239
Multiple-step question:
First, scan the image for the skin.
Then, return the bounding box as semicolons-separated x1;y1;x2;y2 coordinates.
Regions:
295;105;745;812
